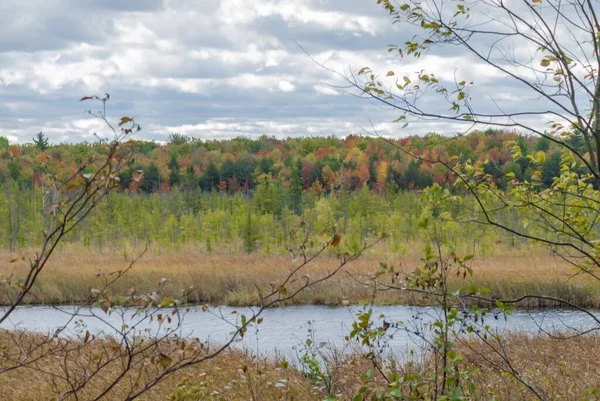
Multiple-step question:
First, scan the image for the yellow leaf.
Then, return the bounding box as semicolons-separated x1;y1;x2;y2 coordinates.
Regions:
9;257;19;263
536;151;546;164
159;297;175;307
386;71;395;76
119;117;133;126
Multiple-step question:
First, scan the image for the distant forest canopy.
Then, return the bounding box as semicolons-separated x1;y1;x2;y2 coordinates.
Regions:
0;129;589;194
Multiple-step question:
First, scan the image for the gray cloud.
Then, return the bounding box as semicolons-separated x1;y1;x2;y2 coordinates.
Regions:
0;0;554;144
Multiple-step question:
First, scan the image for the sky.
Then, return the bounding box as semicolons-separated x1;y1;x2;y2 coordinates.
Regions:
0;0;559;144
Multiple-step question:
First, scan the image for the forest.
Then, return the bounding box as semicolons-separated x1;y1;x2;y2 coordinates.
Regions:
1;129;573;195
0;130;570;254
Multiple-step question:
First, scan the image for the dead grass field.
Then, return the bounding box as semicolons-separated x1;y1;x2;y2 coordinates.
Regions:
1;243;598;308
0;330;598;400
0;330;315;401
459;333;600;400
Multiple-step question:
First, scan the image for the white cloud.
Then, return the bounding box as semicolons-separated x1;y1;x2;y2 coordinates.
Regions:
277;80;295;92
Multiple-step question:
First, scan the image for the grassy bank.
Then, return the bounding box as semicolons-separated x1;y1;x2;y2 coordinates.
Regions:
1;244;599;308
0;330;598;400
457;333;600;400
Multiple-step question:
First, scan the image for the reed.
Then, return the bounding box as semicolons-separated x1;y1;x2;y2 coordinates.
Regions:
1;244;597;308
458;333;600;400
0;330;597;400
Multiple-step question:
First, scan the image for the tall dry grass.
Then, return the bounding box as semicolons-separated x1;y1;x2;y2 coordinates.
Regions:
0;330;315;401
459;333;600;400
1;244;597;307
0;330;598;400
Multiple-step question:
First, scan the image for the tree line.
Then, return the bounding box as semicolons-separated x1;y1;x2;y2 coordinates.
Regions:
0;129;584;196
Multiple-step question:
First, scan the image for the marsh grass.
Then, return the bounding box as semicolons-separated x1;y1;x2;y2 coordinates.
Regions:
0;330;315;401
0;330;598;400
458;333;600;399
1;244;598;308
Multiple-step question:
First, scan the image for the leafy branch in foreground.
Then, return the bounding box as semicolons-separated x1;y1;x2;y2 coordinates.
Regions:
1;94;138;325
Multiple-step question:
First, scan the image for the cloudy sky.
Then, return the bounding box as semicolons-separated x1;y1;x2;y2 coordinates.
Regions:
0;0;555;144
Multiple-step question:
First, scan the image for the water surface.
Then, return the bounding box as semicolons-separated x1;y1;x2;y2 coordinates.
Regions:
2;305;598;358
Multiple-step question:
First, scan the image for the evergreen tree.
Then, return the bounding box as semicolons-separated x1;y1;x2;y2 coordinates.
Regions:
167;133;190;145
168;155;180;187
33;132;49;151
141;164;161;192
541;152;561;187
516;136;531;177
368;154;378;189
535;135;551;152
288;159;304;215
199;162;220;191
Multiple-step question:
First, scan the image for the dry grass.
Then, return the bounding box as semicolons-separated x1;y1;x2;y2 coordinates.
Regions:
459;333;600;400
0;330;315;401
1;244;598;307
0;330;598;400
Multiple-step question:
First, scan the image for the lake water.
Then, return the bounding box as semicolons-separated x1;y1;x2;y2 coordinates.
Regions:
1;305;598;359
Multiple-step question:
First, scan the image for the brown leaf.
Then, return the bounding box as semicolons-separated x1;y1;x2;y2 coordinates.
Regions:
157;354;172;369
80;96;94;101
331;234;342;247
100;301;111;314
